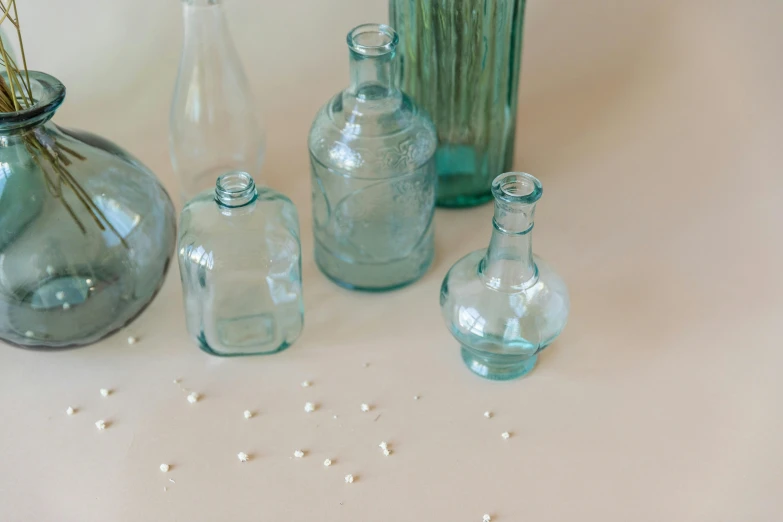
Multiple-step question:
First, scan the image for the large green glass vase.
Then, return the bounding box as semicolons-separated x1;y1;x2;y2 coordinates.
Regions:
0;72;176;349
390;0;526;207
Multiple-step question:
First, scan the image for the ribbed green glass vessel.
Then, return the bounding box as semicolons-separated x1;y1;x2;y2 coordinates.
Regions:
389;0;526;207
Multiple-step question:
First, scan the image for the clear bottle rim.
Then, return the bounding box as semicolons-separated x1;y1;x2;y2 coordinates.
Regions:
347;24;399;58
492;172;543;206
215;171;257;208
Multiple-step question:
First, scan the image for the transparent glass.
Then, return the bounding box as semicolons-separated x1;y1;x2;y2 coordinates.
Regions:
177;172;303;356
308;23;438;291
0;72;177;349
169;0;265;203
440;172;569;380
390;0;526;207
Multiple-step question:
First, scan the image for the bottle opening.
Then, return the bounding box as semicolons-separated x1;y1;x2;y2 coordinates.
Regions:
0;71;65;132
347;24;398;57
215;171;257;207
492;172;543;205
183;0;222;6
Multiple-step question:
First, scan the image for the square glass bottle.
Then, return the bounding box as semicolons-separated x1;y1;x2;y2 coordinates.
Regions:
177;172;303;356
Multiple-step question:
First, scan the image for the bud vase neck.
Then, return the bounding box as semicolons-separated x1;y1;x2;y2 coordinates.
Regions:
480;172;542;291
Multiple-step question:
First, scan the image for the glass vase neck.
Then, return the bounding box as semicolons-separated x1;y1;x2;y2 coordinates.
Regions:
181;0;227;32
345;24;399;101
0;71;64;133
480;173;543;290
182;0;223;7
215;171;257;208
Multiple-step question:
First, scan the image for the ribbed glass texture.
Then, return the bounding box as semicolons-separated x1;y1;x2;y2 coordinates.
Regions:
390;0;526;207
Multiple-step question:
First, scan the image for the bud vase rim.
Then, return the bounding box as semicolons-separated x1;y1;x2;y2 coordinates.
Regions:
492;172;543;205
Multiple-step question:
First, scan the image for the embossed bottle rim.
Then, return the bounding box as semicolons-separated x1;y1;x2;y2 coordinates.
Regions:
347;24;398;57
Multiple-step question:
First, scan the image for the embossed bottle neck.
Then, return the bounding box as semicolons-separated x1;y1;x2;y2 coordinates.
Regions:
343;24;402;116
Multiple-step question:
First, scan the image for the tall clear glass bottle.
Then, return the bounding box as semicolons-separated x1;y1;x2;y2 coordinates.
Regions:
440;172;569;380
308;23;438;291
177;172;303;356
170;0;265;203
390;0;527;208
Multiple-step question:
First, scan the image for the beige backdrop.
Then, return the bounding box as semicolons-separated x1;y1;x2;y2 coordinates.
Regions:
1;0;782;521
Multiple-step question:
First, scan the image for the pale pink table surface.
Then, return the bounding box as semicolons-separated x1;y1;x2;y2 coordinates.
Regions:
1;1;781;520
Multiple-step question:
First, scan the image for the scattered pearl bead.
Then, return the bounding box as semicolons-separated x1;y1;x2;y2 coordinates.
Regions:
294;450;305;458
483;514;492;522
25;330;34;338
99;388;111;398
344;474;354;483
127;336;138;345
501;431;511;440
66;406;75;416
304;402;316;413
237;452;249;462
55;291;65;300
160;464;170;472
62;303;70;310
484;411;492;419
301;380;311;388
413;395;420;400
323;458;332;467
243;410;253;419
379;441;388;450
187;392;200;404
360;403;371;412
383;448;392;456
95;420;107;430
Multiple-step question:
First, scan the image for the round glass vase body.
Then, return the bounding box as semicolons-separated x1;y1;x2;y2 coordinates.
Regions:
308;24;438;291
177;172;303;356
0;72;177;349
390;0;526;207
440;172;569;380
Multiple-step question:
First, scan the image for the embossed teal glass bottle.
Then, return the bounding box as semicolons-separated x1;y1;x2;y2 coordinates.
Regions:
177;172;303;356
440;172;569;380
308;24;438;291
390;0;526;207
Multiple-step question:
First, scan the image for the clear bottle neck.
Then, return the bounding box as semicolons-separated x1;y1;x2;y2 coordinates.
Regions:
215;171;257;208
480;173;543;290
342;24;401;117
182;0;228;40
